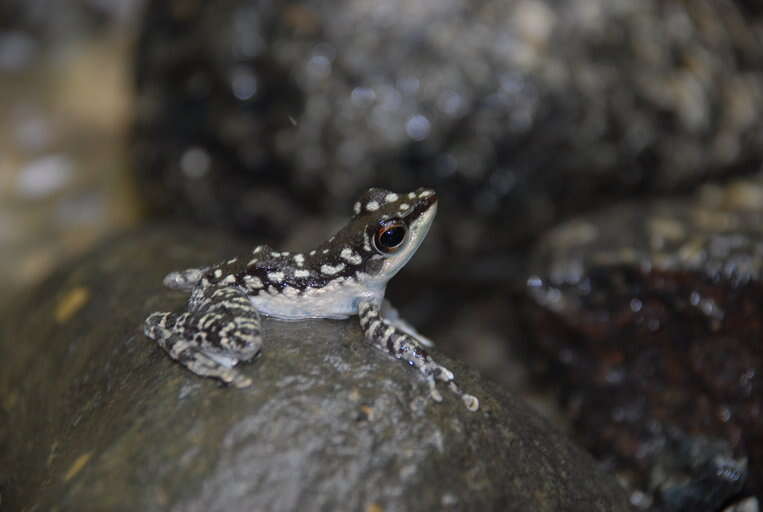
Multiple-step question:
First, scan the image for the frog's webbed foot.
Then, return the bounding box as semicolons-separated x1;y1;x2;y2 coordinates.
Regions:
144;284;262;388
358;300;479;411
381;299;435;348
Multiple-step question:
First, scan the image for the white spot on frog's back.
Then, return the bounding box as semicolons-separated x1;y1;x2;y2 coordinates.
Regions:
294;269;311;278
418;189;434;198
366;201;380;211
399;203;410;211
244;275;263;288
321;263;346;275
293;253;305;266
353;201;361;214
340;247;363;265
267;271;285;283
385;193;398;203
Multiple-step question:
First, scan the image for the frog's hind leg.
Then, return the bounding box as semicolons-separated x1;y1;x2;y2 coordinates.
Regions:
358;300;479;411
144;285;262;388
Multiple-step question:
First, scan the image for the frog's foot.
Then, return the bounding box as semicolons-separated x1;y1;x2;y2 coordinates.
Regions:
144;284;262;388
358;300;479;411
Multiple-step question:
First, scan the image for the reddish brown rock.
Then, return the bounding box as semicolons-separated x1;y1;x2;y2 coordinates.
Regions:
524;175;763;510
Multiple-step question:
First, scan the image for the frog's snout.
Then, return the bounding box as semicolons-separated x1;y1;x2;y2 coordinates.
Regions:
412;188;437;209
414;187;436;199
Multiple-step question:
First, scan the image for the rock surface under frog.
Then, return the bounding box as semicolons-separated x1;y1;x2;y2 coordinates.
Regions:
144;187;478;410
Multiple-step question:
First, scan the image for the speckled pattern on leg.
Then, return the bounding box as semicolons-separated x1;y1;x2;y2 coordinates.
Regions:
144;284;262;388
143;188;479;408
358;300;478;411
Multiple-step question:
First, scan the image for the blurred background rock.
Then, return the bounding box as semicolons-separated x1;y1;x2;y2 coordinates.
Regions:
0;0;142;311
1;0;762;510
131;0;763;261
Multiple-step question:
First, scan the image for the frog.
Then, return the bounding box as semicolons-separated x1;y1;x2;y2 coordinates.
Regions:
144;187;478;411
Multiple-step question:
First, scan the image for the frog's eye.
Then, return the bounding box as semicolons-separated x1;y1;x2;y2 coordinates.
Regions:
373;220;408;254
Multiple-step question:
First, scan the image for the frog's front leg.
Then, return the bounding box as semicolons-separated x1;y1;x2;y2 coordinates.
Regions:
381;299;434;347
358;300;479;411
144;284;262;388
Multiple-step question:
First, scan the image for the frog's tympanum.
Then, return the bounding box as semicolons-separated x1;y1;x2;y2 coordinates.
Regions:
145;188;478;410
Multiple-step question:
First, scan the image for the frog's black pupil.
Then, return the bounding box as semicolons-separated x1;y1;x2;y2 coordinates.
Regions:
380;226;405;248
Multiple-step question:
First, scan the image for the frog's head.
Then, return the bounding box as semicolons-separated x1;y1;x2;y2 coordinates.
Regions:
348;187;438;283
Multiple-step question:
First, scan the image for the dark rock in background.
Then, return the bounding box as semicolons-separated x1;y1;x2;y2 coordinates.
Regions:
131;0;763;260
0;225;632;512
523;173;763;509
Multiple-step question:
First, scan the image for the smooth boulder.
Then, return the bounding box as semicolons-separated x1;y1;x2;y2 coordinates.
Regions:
0;225;631;511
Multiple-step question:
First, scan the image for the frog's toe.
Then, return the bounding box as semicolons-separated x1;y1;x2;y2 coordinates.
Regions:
231;373;253;388
217;365;252;388
144;311;173;339
427;379;444;402
462;394;479;412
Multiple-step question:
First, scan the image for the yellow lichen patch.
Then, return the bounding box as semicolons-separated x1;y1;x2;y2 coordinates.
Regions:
366;504;384;512
64;452;92;482
55;287;90;324
2;391;18;411
360;405;376;421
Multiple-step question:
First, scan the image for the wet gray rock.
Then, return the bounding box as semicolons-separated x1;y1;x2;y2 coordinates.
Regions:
0;225;631;512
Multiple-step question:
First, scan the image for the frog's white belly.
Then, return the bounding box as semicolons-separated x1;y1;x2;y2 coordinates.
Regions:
248;278;385;320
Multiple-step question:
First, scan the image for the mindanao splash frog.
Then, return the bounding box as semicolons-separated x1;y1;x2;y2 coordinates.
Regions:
144;187;478;410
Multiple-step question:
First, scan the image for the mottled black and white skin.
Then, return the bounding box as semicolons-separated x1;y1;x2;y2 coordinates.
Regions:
144;187;478;411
